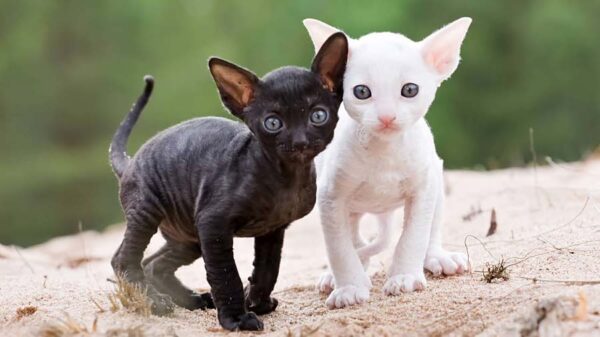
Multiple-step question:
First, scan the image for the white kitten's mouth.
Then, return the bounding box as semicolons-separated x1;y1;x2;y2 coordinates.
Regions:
376;123;400;133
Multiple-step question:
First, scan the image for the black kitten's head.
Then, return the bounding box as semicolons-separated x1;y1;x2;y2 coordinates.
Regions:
209;33;348;164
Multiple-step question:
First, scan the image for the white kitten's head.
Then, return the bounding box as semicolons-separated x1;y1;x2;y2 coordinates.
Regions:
303;18;471;138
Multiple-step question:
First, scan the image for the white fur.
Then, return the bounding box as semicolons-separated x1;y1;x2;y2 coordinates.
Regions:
303;17;472;309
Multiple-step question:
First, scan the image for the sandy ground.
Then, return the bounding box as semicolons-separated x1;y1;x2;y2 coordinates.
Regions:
2;158;600;337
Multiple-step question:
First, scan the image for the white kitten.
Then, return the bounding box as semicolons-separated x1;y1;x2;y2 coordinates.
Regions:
304;17;472;309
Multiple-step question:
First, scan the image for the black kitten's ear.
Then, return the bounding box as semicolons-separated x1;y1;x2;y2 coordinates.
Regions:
209;57;259;117
310;32;348;95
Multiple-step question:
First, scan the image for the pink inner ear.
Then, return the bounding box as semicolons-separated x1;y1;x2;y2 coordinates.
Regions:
241;86;253;105
427;51;454;75
423;37;459;76
422;18;471;77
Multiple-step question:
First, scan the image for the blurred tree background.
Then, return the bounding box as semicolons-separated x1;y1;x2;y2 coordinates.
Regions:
1;0;599;246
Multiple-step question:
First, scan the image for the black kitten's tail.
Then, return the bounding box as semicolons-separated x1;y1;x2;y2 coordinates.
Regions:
109;75;154;178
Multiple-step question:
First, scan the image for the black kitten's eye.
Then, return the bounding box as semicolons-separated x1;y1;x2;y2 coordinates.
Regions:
263;116;283;132
310;109;329;126
353;85;371;100
401;83;419;98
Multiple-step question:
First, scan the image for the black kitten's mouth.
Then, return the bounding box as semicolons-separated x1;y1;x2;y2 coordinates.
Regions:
277;143;324;163
289;152;313;163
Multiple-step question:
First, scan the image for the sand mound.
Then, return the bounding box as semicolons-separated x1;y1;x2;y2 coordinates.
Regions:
2;159;600;336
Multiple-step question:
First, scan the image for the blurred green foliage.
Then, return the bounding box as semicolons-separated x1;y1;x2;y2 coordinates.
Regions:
1;0;598;245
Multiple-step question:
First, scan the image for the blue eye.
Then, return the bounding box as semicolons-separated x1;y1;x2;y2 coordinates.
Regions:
353;85;371;100
263;116;283;132
310;109;329;125
401;83;419;98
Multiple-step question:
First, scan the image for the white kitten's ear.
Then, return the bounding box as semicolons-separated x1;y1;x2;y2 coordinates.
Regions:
303;18;341;54
420;17;472;81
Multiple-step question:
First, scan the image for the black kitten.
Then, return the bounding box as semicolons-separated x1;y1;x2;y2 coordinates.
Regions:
109;33;348;331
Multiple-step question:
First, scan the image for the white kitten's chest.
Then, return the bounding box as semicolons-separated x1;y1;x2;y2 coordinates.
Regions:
347;156;414;213
349;173;410;213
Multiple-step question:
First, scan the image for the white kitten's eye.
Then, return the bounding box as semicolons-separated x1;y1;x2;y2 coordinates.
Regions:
263;116;283;132
310;109;329;126
401;83;419;98
353;85;371;100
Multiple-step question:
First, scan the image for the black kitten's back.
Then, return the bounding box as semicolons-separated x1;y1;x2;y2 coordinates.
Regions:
130;117;249;171
140;116;246;154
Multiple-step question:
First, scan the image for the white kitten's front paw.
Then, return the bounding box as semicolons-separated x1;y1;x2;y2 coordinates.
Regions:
424;249;469;276
317;272;335;294
383;272;427;296
325;285;369;309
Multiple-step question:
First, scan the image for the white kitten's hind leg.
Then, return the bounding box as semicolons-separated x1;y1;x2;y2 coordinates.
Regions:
424;162;469;276
357;211;393;266
425;249;469;276
317;272;335;294
349;212;367;249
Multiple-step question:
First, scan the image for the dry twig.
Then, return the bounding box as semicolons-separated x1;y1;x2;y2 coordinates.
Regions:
486;209;498;237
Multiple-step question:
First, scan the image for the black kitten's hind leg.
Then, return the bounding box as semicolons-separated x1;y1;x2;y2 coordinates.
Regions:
111;206;174;315
143;241;214;310
245;226;286;315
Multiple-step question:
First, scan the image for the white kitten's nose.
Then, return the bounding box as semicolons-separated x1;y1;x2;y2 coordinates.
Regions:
378;115;396;126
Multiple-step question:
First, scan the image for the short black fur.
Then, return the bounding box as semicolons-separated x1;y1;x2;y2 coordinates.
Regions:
109;33;348;331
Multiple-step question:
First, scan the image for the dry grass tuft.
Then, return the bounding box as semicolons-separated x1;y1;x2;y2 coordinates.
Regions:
40;314;97;337
482;259;510;283
15;306;38;320
107;274;152;316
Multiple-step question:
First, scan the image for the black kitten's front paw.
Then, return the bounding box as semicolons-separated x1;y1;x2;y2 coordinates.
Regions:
246;297;278;315
219;312;264;331
147;286;175;315
181;292;215;311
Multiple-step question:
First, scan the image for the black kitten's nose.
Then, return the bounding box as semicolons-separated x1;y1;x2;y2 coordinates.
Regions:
291;133;309;152
292;142;309;152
